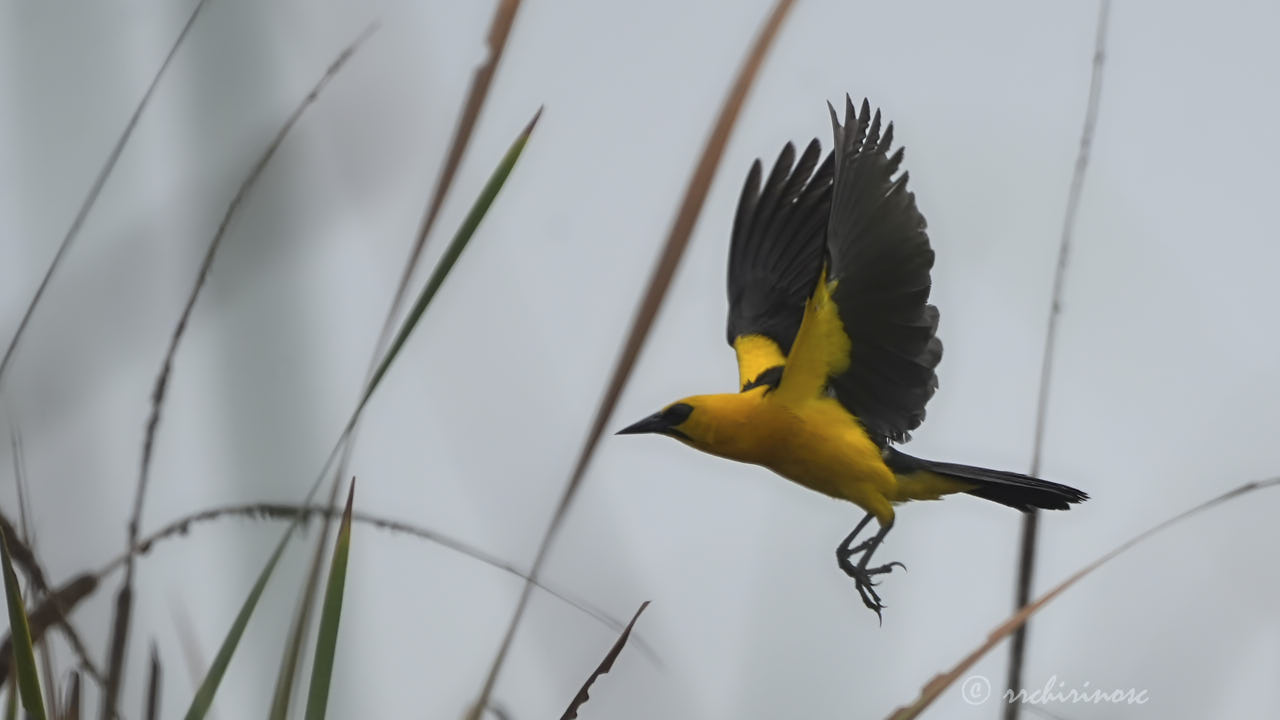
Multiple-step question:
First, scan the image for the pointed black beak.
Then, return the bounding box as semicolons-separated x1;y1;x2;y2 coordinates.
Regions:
616;411;669;436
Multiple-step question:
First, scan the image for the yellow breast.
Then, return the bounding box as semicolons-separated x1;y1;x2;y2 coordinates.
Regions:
749;396;897;508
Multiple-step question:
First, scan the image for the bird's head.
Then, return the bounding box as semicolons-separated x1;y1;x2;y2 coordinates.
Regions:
616;393;757;455
617;399;698;442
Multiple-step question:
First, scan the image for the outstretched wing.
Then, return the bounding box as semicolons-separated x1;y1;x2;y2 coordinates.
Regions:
726;139;834;390
777;97;942;445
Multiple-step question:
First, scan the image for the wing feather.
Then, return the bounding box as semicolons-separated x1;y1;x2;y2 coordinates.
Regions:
777;97;942;445
726;139;833;389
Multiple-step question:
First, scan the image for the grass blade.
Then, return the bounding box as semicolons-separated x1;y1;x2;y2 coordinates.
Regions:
0;0;210;389
99;586;131;720
270;0;527;698
267;106;543;719
181;523;298;720
469;2;798;714
888;477;1280;720
145;643;161;720
1;526;46;720
265;547;323;718
361;107;542;412
0;514;100;687
10;429;34;564
1007;2;1112;710
302;481;355;720
0;575;97;688
376;0;524;355
0;515;42;604
560;601;648;720
279;0;523;691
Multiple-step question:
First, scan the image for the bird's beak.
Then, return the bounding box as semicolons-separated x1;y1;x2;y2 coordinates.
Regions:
616;411;668;436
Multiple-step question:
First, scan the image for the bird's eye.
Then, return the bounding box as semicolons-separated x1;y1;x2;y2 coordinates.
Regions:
664;403;693;425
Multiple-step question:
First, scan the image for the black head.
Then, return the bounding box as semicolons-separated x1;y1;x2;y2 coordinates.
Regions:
616;402;694;440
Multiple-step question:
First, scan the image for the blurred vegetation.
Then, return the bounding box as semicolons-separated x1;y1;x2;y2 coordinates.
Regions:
3;2;1277;719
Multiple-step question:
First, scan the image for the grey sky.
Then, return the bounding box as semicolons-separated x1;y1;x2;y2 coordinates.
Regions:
2;1;1278;718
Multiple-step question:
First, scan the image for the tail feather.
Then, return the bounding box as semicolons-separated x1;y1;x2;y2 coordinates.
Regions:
885;448;1088;511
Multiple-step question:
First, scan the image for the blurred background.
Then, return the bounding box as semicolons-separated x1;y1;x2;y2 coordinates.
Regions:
2;0;1278;717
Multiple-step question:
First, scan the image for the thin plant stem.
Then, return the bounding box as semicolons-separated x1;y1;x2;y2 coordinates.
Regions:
1006;1;1111;714
0;0;211;389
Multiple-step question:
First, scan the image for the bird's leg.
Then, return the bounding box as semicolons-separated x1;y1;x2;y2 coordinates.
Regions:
835;512;875;558
835;514;905;620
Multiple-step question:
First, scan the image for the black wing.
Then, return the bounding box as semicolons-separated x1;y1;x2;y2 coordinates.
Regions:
726;139;834;388
825;97;942;445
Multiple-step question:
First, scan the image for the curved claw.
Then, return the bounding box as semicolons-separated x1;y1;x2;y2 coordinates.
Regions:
854;579;883;608
853;579;887;623
842;559;905;620
871;561;907;574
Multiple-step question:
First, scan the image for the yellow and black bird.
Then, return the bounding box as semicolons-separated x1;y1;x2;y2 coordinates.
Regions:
618;97;1087;617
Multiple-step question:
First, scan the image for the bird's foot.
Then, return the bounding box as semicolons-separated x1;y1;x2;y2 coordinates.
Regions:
837;556;906;620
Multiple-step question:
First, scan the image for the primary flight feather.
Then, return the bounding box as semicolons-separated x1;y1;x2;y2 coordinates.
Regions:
618;96;1087;617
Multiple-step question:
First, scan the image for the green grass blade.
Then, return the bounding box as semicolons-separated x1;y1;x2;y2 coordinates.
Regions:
6;675;17;720
182;524;297;720
302;481;355;720
266;109;541;719
375;0;523;361
0;526;46;720
360;108;542;413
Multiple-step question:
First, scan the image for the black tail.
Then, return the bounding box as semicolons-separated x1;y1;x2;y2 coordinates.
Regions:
885;448;1088;511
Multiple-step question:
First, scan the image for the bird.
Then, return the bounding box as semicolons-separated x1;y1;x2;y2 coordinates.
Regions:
617;96;1088;618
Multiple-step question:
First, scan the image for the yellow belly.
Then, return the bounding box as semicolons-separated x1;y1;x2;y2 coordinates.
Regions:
749;397;899;523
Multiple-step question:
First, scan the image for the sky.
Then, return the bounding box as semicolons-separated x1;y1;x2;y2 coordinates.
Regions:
1;0;1278;718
